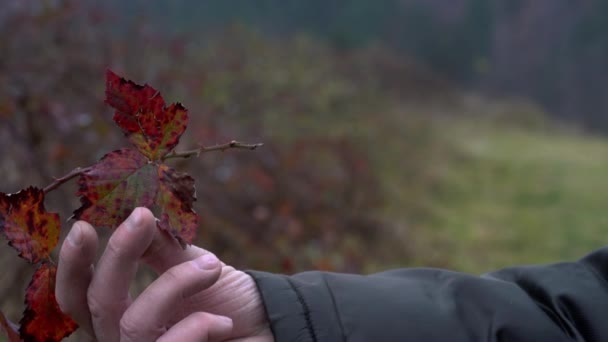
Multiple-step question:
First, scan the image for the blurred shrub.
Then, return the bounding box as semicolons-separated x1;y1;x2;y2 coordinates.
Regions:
0;1;111;193
196;138;383;273
0;2;443;280
179;28;454;272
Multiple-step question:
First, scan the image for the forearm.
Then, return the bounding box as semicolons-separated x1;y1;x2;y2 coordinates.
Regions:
249;247;608;342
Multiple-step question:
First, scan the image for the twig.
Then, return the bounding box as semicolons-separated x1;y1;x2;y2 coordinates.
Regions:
43;166;92;194
41;141;261;192
162;140;263;160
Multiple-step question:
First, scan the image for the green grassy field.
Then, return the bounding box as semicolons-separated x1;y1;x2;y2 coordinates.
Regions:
257;88;608;275
380;116;608;274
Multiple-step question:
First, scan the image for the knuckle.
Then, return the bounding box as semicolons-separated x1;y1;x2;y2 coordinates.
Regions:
86;290;106;320
119;314;141;341
120;311;165;341
87;286;126;321
163;266;182;282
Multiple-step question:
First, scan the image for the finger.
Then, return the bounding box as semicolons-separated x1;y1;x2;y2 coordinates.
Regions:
141;223;209;274
229;335;276;342
56;221;99;335
119;253;222;342
87;207;156;342
157;312;233;342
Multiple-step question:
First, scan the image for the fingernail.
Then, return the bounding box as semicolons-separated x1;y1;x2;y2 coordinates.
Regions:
193;253;219;270
67;224;83;247
125;208;141;231
215;315;233;328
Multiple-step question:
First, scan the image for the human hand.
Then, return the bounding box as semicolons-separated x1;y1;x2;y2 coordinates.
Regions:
55;207;274;342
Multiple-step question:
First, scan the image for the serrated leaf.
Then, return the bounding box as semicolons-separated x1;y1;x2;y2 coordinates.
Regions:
74;149;198;245
73;148;158;228
105;70;188;160
20;263;77;342
155;164;198;248
0;310;21;342
0;187;59;264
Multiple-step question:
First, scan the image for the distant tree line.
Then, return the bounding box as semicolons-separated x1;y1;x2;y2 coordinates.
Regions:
113;0;608;132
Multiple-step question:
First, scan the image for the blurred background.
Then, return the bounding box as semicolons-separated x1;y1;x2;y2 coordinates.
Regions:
2;1;608;339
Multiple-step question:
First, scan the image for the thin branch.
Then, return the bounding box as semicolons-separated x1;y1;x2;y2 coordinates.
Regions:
162;140;263;160
43;166;92;194
41;141;261;191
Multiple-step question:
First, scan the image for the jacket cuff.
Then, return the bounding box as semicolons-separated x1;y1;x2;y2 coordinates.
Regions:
246;270;344;342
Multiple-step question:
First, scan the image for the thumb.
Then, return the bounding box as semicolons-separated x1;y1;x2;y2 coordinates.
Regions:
136;207;209;274
158;312;233;342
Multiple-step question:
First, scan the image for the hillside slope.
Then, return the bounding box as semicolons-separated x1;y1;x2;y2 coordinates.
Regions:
380;113;608;273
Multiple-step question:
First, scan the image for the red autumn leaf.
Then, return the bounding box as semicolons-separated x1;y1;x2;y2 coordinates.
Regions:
20;263;77;342
105;70;188;160
0;187;60;264
154;164;198;247
74;148;198;246
0;310;21;342
73;148;158;228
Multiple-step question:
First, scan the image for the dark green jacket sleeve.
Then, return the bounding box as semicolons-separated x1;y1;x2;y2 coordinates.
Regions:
247;247;608;342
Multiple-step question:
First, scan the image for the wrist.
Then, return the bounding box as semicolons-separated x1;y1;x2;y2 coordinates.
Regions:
241;272;274;340
217;267;273;340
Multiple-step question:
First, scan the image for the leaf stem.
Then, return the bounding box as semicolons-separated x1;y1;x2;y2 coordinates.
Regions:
43;166;92;194
162;140;263;160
